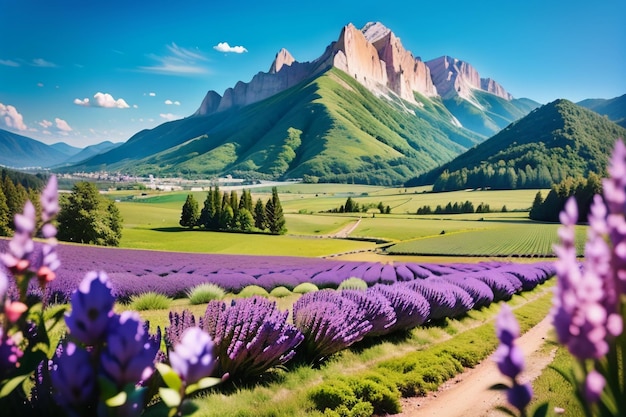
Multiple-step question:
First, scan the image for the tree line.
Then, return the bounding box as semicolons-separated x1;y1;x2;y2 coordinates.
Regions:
416;200;501;215
529;173;602;222
0;169;47;236
326;197;391;214
180;186;286;235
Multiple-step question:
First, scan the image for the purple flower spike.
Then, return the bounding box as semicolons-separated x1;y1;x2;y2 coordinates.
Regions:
50;342;96;411
584;370;605;403
0;270;7;299
101;311;160;387
40;175;59;223
0;328;23;377
493;343;525;380
169;327;216;385
507;382;533;412
65;271;115;345
496;304;520;346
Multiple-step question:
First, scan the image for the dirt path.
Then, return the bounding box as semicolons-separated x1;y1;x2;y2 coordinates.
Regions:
392;315;556;417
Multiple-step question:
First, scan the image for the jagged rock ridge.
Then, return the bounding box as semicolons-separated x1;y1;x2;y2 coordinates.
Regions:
195;22;513;117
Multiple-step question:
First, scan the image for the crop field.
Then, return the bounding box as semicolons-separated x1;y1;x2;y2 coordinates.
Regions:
385;217;587;257
115;186;564;259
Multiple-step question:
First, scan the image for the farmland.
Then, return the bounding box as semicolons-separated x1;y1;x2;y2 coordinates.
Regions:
2;182;583;417
112;185;586;258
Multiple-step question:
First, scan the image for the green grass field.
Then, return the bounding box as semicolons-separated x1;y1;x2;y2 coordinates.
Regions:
115;186;578;258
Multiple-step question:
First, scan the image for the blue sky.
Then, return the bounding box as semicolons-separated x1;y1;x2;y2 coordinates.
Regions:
1;0;624;148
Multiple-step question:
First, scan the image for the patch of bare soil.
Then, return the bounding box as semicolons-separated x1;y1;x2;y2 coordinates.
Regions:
389;315;556;417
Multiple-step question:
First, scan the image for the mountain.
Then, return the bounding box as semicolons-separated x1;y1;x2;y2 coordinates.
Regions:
578;94;626;128
0;129;71;168
407;99;626;190
64;22;539;185
50;142;82;157
55;141;122;166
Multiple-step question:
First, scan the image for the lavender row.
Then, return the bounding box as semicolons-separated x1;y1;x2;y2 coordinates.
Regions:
0;239;554;305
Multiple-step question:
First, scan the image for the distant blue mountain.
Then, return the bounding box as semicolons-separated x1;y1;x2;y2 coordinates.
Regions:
578;94;626;128
0;128;123;169
50;142;82;157
0;129;70;168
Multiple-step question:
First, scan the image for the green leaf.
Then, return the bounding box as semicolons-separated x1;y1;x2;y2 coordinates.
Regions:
185;377;221;395
0;374;29;398
531;402;550;417
159;387;181;408
106;390;127;407
156;363;183;392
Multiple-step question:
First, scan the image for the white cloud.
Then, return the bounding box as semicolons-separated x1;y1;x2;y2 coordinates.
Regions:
31;58;56;67
39;119;53;129
164;99;173;105
55;118;72;132
74;92;130;109
140;43;209;75
164;99;181;105
37;82;44;87
160;113;181;121
74;98;90;106
149;92;156;97
0;102;28;131
213;42;248;54
0;59;19;67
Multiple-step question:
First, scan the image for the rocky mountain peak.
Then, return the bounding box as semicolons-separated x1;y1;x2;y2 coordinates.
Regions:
194;22;512;117
361;21;391;43
427;55;513;103
269;48;296;74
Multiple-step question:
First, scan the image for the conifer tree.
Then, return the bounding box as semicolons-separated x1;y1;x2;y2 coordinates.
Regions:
254;198;266;230
199;189;216;229
179;194;200;228
265;187;286;234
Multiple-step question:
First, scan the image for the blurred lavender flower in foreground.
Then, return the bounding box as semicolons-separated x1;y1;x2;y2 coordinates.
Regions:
50;341;97;414
65;271;115;346
493;304;533;413
169;326;216;385
101;311;160;387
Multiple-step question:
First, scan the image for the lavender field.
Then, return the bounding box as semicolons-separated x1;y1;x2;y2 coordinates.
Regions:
0;238;554;307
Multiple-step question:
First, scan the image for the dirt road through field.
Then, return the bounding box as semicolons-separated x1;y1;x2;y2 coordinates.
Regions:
392;314;556;417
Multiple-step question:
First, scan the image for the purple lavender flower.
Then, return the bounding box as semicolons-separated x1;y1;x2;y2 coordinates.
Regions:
584;370;606;403
100;311;160;387
169;327;216;385
293;290;372;363
40;175;59;224
65;271;115;346
200;297;303;380
1;201;36;273
0;270;7;299
507;382;533;412
0;327;23;377
494;304;533;412
553;196;620;359
50;341;96;412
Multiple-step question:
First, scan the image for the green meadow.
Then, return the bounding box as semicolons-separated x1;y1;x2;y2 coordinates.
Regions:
114;185;583;258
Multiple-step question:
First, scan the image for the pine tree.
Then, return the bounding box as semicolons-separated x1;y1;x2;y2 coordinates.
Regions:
254;198;266;230
180;194;200;228
199;190;215;229
265;187;286;234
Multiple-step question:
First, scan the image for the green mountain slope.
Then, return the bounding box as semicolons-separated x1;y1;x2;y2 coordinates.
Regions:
69;68;483;185
407;99;626;190
578;94;626;128
443;91;539;137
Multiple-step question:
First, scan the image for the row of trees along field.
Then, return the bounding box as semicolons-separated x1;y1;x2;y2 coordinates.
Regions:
416;201;503;215
529;172;602;222
0;169;46;236
326;197;391;214
180;186;286;235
